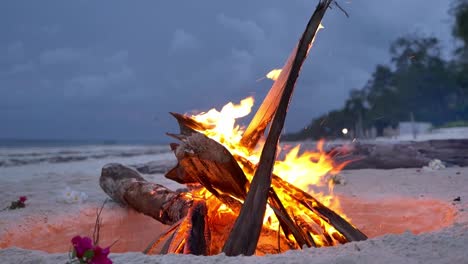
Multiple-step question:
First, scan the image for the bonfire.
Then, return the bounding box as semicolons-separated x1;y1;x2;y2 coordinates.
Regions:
100;0;367;256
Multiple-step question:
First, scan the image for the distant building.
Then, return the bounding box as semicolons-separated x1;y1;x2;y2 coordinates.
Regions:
398;122;432;138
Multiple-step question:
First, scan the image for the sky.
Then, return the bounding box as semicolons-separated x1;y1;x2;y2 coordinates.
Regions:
0;0;455;142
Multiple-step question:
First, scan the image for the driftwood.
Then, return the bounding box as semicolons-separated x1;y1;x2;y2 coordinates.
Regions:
224;0;334;256
100;163;192;225
330;139;468;170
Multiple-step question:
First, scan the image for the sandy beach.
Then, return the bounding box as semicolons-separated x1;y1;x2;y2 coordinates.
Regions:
0;143;467;263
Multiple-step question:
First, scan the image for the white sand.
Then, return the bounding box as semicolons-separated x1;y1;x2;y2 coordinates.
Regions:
0;145;467;263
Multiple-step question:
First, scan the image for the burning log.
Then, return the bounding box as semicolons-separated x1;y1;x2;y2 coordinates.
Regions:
168;132;248;210
99;163;192;225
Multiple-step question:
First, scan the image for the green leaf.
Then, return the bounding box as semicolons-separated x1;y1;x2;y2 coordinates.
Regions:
83;249;94;260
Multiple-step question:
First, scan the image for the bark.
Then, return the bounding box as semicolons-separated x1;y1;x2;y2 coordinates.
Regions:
172;133;248;210
223;0;334;256
100;163;192;225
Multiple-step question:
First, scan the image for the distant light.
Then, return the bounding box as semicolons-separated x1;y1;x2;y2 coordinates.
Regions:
342;128;348;135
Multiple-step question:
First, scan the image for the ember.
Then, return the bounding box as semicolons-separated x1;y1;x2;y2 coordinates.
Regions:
100;0;367;257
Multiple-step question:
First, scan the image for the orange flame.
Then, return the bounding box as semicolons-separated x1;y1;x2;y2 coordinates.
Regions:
190;96;349;219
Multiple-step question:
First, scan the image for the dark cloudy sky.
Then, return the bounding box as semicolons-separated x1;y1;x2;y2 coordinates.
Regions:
0;1;455;142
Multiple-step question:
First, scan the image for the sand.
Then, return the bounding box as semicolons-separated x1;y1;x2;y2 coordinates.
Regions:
0;145;467;263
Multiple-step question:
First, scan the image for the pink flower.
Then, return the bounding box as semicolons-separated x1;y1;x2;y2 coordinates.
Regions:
19;196;27;203
71;236;93;258
90;246;112;264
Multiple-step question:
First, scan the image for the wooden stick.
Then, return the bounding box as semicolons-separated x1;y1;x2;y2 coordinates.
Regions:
268;189;316;248
223;1;333;256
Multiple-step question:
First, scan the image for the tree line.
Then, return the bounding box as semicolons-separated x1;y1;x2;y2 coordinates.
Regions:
284;0;468;140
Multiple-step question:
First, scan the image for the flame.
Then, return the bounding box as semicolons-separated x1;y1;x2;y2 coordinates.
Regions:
192;97;254;148
190;95;351;247
266;69;282;81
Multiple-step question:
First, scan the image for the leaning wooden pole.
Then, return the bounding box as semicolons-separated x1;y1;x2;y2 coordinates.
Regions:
223;0;333;256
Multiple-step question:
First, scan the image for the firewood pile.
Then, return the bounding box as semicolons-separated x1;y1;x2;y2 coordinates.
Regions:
100;0;367;256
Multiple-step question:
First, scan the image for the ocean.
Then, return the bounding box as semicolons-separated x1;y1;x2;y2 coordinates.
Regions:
0;139;172;169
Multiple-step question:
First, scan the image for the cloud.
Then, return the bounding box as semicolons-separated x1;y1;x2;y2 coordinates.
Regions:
216;13;266;44
65;65;134;97
169;29;200;53
39;48;84;65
